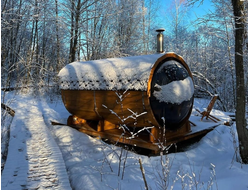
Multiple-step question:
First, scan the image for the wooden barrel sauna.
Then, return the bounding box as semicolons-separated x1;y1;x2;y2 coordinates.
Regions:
58;52;194;147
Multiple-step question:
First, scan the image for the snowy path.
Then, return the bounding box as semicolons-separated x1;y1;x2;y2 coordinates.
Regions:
1;100;71;190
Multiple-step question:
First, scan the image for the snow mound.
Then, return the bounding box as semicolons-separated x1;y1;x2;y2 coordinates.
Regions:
153;77;194;104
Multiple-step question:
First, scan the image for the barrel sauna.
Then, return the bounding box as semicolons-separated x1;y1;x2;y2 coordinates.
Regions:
58;52;194;150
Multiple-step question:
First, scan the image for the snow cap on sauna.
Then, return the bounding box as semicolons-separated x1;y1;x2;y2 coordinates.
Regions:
58;52;194;105
58;54;164;91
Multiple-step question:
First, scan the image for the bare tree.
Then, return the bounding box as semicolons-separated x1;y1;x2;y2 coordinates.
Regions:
231;0;248;164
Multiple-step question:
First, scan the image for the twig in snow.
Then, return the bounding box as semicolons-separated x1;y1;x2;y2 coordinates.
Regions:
139;158;148;190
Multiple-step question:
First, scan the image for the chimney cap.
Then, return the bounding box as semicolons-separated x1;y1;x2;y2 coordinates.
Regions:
156;28;165;33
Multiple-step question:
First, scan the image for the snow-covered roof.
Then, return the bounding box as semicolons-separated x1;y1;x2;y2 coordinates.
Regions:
58;53;165;91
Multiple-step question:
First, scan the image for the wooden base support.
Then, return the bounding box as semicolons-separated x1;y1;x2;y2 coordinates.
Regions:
59;115;220;154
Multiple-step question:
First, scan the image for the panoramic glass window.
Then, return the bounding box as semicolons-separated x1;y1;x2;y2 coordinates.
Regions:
150;59;194;130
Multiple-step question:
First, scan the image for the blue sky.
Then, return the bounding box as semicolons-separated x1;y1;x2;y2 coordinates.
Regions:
154;0;214;33
188;0;215;18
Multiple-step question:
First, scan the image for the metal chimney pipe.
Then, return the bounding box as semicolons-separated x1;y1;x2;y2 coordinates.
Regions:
156;28;165;53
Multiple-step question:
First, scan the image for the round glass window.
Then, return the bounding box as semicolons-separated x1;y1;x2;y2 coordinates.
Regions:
150;60;194;130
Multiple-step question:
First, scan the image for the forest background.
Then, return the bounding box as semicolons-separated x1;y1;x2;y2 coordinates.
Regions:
1;0;248;160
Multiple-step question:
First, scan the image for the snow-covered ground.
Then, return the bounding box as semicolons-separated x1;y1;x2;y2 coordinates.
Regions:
1;90;248;190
